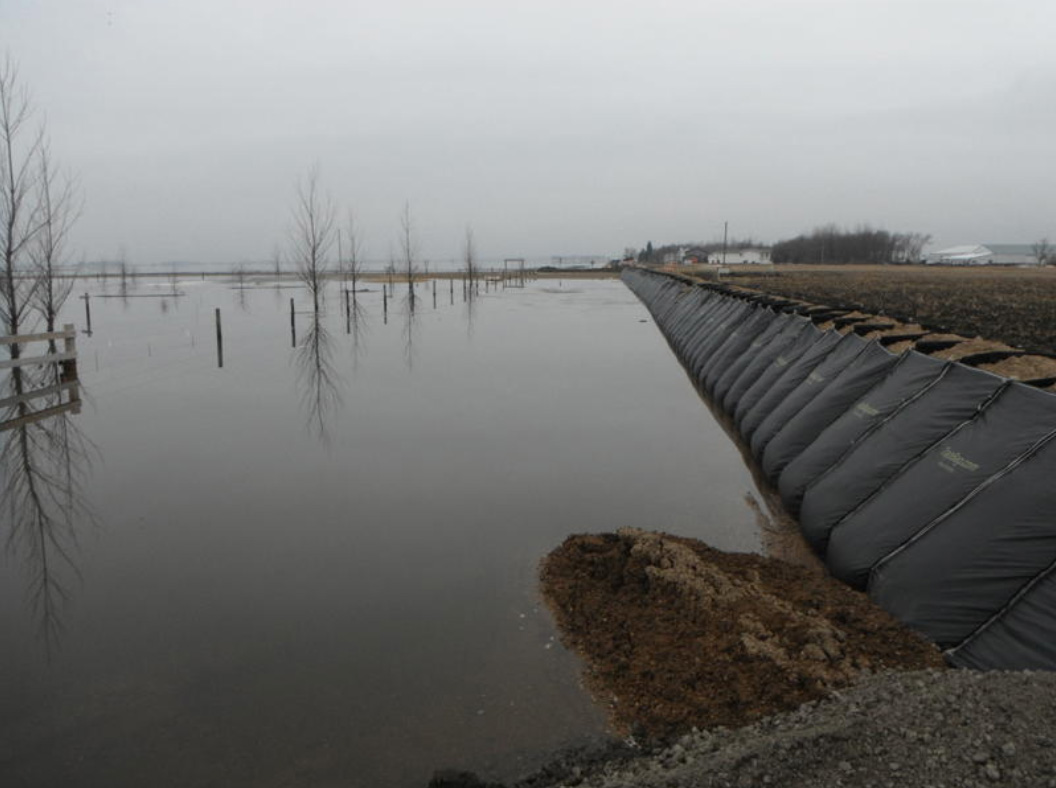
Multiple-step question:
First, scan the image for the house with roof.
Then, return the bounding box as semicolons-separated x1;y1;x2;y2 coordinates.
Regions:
704;247;772;265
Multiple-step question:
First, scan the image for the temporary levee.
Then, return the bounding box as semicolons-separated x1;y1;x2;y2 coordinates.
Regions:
622;267;1056;671
0;325;81;432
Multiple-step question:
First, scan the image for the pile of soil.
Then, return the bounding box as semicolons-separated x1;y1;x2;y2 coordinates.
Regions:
539;529;945;741
929;337;1019;360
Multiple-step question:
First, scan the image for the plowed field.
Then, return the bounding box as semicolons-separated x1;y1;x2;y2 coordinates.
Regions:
724;265;1056;354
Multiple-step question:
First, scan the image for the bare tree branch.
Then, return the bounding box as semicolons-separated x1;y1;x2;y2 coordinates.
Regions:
289;166;336;313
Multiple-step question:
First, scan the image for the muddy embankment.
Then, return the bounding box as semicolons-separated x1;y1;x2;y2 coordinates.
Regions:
539;529;944;738
430;267;1056;787
431;529;1056;788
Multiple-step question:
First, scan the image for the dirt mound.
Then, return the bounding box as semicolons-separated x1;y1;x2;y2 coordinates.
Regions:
539;529;945;740
930;336;1019;360
979;353;1056;381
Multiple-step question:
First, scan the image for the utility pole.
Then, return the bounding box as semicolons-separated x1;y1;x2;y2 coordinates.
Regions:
722;221;728;266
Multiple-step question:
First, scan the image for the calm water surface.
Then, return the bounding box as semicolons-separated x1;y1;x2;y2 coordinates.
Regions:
0;276;765;787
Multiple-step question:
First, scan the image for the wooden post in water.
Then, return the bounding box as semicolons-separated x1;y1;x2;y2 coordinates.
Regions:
215;308;223;368
63;324;81;413
289;297;296;347
82;293;92;334
383;287;388;319
432;279;437;309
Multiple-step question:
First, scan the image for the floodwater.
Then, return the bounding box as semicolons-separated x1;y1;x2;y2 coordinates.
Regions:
0;275;766;787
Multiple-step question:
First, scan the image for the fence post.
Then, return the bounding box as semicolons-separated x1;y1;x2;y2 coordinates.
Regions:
82;293;92;334
215;308;224;368
63;324;81;411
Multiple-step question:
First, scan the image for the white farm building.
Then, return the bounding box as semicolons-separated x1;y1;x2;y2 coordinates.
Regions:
926;244;1043;266
705;247;772;265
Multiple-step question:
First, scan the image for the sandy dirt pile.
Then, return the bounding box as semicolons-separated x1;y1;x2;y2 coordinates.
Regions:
930;337;1019;360
538;529;945;740
980;354;1056;381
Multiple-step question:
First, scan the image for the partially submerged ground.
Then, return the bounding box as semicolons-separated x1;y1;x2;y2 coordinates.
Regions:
431;531;1055;788
538;528;944;741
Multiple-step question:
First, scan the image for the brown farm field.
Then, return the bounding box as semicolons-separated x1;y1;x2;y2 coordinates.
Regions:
702;264;1056;355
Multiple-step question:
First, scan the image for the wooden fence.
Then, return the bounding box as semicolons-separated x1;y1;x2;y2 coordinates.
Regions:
0;324;81;431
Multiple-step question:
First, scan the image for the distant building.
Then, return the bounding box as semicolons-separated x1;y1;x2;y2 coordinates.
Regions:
705;247;772;265
927;244;1042;266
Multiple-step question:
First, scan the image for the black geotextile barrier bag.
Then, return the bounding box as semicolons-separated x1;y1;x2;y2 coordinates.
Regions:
729;322;828;427
869;427;1056;650
777;351;949;515
669;291;726;357
676;295;737;359
671;288;720;339
712;313;800;405
749;333;872;459
825;381;1056;590
683;300;757;381
948;563;1056;670
656;288;708;343
675;302;737;380
761;341;899;484
798;363;1006;555
737;330;843;443
699;307;778;394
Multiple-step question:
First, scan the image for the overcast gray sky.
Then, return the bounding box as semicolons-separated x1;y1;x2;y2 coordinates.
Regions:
7;0;1056;265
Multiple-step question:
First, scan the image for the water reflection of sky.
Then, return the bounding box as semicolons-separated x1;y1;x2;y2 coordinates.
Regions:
0;276;765;787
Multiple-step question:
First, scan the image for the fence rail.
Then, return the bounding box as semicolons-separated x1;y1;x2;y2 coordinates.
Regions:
0;324;80;431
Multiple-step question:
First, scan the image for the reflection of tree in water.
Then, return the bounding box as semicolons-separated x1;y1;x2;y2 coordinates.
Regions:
1;364;95;656
345;288;369;368
234;266;250;312
401;290;421;370
463;277;480;338
295;311;343;443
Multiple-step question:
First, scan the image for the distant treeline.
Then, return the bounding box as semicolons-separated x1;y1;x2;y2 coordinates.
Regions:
636;226;932;265
771;226;931;265
636;238;759;264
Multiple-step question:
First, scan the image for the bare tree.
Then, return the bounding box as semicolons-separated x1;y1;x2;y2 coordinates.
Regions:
384;250;396;289
272;245;285;285
463;224;478;291
29;141;78;337
344;209;364;292
289;167;336;313
895;232;931;263
1033;238;1052;266
0;62;90;654
0;56;44;347
399;201;418;309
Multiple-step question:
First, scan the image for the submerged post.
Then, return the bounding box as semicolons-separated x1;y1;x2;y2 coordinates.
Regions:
62;323;81;413
289;297;296;347
215;308;224;368
82;293;92;334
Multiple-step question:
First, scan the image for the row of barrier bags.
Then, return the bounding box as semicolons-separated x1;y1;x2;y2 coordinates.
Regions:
623;268;1056;670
